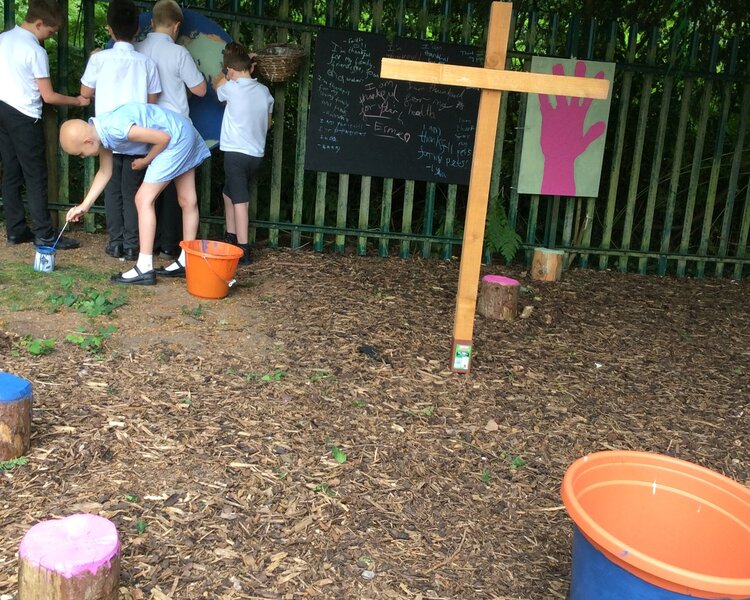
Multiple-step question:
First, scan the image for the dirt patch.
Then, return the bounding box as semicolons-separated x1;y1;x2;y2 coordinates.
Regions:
1;230;749;599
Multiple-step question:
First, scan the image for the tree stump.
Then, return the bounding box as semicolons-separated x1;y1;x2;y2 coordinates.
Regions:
531;248;565;282
0;372;32;461
18;514;121;600
477;275;520;320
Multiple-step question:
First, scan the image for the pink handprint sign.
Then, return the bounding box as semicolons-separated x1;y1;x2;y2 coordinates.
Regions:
518;57;615;197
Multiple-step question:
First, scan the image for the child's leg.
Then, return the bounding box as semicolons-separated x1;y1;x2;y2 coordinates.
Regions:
104;155;125;251
234;202;249;245
158;168;198;272
113;181;167;283
121;155;146;256
223;193;236;239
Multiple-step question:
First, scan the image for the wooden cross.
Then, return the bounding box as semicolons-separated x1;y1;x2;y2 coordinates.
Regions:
380;1;609;373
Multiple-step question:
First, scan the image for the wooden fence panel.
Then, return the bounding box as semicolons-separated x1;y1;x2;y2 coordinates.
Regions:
10;0;750;279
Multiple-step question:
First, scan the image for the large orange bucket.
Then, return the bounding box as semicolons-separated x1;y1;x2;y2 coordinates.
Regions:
562;450;750;599
179;240;243;299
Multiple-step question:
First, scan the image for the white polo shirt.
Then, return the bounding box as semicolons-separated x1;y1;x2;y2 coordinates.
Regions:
136;32;204;118
217;78;274;157
0;26;50;119
80;41;161;116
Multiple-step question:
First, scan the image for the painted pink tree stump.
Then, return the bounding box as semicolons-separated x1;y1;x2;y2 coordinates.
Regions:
477;275;520;320
18;514;120;600
0;372;32;461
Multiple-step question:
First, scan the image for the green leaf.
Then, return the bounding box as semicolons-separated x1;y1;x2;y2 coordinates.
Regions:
331;446;348;464
511;455;526;469
126;494;139;503
0;456;29;471
484;196;522;262
136;519;147;534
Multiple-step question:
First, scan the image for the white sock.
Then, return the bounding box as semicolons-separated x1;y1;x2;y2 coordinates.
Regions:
164;250;186;272
122;254;153;279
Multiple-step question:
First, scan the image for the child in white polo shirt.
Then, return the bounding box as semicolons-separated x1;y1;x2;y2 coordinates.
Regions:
214;41;274;265
136;0;207;270
0;0;89;249
80;0;161;261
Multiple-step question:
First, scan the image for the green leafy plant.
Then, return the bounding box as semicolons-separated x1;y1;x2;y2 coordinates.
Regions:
484;195;522;262
126;494;139;503
19;336;56;356
481;469;491;483
510;455;527;469
261;369;287;382
350;399;367;408
331;446;348;464
135;519;147;534
65;324;117;355
0;456;29;471
309;370;332;382
422;406;434;416
314;482;337;497
181;304;205;319
47;281;125;317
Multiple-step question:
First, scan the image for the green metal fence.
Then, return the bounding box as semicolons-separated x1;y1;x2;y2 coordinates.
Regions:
3;0;749;278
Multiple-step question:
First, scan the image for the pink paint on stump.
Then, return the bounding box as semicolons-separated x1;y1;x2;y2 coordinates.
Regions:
19;513;120;578
482;275;519;286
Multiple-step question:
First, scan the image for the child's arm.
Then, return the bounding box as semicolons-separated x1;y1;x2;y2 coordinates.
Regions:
80;83;94;103
66;149;114;222
147;93;159;104
212;71;227;93
37;78;90;107
267;112;273;131
128;126;171;171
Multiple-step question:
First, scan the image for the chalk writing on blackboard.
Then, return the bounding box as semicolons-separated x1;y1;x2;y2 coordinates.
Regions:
305;29;483;185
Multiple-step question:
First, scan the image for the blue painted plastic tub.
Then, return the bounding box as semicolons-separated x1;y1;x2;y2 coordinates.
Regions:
562;451;750;600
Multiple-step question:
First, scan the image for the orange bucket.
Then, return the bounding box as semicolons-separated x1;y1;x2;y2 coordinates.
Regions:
562;450;750;599
179;240;243;299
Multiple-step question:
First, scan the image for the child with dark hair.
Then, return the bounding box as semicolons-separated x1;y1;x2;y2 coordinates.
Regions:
80;0;161;260
60;103;210;285
0;0;89;249
213;41;273;265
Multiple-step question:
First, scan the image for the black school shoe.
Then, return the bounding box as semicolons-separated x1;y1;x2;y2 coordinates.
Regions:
154;263;186;278
111;266;156;285
35;234;80;250
238;243;252;265
105;243;123;258
7;229;34;245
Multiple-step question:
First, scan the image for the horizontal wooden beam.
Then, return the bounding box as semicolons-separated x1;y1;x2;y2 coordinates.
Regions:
380;58;610;100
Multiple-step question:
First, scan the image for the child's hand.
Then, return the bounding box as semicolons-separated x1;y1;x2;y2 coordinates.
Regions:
66;204;87;222
77;95;91;107
131;158;149;170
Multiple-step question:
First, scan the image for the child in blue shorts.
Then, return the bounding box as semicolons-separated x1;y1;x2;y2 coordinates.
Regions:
60;102;210;285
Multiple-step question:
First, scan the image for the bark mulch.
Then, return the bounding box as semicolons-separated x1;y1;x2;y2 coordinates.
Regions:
0;231;748;599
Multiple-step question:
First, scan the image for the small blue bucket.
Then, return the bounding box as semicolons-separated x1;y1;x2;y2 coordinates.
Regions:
33;246;55;272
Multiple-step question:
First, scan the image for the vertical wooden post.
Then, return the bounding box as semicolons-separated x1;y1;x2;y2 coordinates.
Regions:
450;2;511;372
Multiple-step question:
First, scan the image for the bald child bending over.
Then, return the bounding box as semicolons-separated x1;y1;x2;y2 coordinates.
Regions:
61;102;210;285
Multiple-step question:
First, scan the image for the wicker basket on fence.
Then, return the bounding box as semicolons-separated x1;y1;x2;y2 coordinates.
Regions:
254;43;306;83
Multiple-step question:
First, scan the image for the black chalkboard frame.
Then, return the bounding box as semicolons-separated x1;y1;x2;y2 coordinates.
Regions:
305;28;484;185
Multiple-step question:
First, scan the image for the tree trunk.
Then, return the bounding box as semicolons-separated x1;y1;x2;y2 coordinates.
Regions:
477;275;520;320
531;248;565;282
0;373;32;461
18;514;120;600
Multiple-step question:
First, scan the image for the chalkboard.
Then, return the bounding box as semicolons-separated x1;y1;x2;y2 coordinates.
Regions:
305;29;484;185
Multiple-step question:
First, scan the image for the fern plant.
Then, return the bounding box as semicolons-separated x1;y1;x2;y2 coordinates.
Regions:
484;195;522;262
